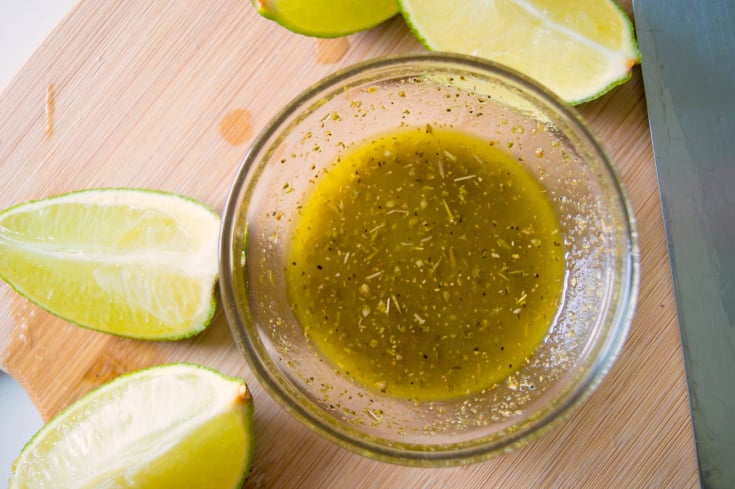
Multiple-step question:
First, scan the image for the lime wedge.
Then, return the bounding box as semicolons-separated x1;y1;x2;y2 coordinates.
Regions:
9;363;254;489
0;188;220;340
398;0;640;104
253;0;399;37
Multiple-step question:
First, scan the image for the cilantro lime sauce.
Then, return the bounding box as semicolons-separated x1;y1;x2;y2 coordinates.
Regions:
286;126;564;401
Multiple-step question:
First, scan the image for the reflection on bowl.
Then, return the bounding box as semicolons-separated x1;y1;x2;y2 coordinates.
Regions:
220;53;639;466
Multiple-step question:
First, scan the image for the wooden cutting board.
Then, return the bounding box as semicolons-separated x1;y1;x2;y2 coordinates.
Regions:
0;1;699;487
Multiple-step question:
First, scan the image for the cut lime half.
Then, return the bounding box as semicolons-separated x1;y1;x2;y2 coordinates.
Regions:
0;188;220;340
8;363;254;489
399;0;640;104
253;0;399;38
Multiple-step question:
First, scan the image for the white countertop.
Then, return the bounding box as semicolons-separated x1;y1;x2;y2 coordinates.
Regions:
0;0;77;481
0;0;77;92
0;374;43;481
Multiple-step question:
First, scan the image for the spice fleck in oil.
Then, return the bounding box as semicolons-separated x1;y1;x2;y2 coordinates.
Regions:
286;126;564;401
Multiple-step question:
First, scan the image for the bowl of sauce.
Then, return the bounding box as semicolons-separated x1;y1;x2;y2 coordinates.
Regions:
220;53;639;465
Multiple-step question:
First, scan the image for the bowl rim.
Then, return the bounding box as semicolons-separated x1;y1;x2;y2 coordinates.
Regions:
219;52;640;466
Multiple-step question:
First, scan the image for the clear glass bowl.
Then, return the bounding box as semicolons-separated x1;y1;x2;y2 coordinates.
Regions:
220;53;639;466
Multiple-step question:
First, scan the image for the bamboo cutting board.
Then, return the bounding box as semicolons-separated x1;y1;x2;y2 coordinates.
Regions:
0;1;700;487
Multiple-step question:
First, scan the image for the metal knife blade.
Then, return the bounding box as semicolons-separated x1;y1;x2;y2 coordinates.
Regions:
633;1;735;487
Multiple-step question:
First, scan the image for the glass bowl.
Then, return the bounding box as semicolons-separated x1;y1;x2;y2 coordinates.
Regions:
220;53;639;466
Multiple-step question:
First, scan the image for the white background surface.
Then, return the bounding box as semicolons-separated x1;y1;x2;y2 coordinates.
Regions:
0;0;77;91
0;374;43;482
0;0;78;482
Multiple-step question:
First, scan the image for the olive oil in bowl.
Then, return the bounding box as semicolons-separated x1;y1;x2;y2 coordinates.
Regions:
286;126;564;401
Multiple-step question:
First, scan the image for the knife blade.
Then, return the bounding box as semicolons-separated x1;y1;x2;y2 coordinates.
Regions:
633;1;735;487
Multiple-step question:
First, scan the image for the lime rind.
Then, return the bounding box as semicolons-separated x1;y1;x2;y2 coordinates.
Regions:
0;188;221;341
253;0;399;38
8;363;254;489
0;187;219;219
613;0;642;62
571;65;633;105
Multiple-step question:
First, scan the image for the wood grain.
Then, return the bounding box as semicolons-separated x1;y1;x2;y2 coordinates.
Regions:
0;1;699;487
